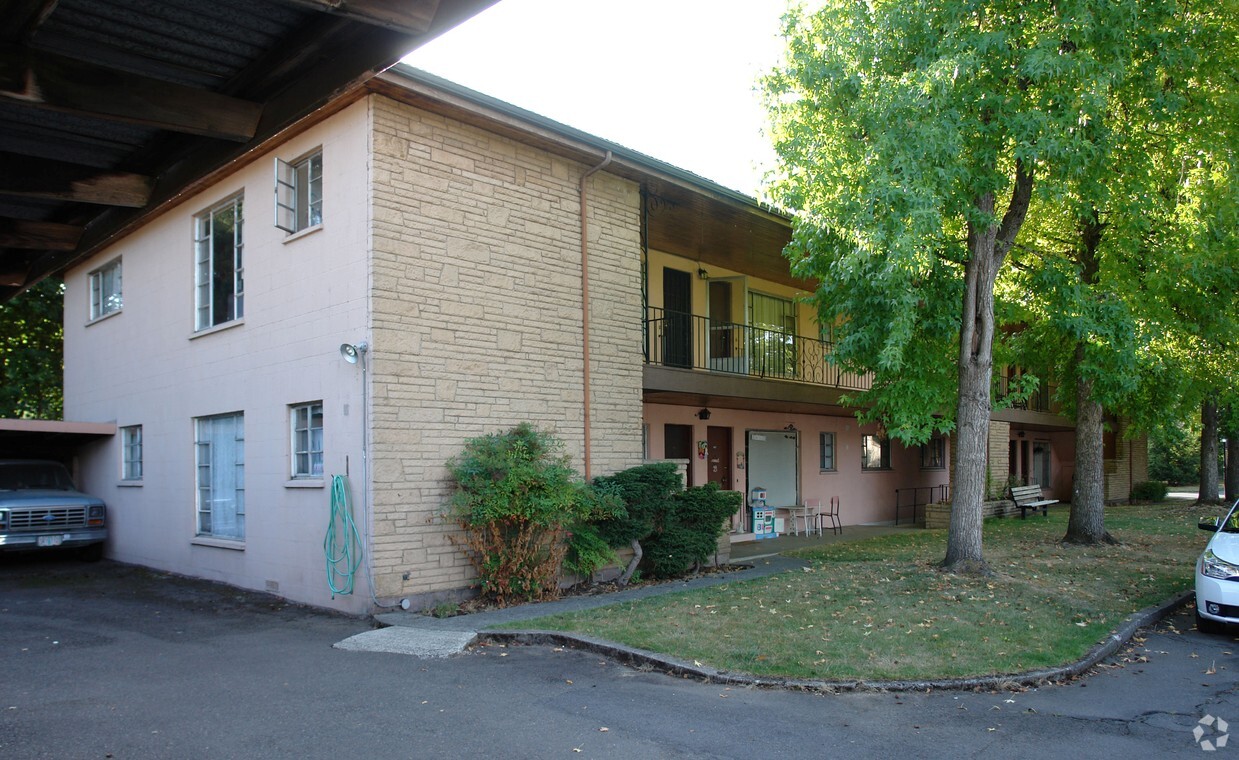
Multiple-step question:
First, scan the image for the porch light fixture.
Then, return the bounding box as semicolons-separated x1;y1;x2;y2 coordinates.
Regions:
340;341;368;364
697;408;711;420
1017;430;1026;438
697;268;709;280
784;423;797;431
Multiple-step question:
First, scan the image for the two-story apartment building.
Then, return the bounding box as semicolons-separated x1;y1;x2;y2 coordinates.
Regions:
62;66;1145;614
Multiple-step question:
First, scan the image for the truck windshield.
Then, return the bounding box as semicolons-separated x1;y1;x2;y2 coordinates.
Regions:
0;463;75;491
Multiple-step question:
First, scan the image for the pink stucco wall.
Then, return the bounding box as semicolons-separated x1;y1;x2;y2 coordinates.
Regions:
644;403;950;527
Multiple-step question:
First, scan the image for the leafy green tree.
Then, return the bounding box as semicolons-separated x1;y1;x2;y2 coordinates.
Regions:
0;278;63;419
1002;0;1234;541
765;0;1168;572
1148;418;1200;486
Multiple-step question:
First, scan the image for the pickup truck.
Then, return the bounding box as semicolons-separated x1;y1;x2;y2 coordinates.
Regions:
0;459;107;560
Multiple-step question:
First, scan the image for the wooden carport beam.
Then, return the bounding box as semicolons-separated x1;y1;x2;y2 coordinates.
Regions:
283;0;442;34
0;45;263;141
0;152;152;207
0;0;58;44
0;218;81;250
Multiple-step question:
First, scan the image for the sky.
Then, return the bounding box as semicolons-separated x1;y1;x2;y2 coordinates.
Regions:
403;0;787;196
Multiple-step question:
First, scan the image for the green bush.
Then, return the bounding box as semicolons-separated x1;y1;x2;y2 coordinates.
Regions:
564;485;626;581
1131;480;1169;502
591;464;741;580
445;424;592;606
643;483;742;578
592;462;682;547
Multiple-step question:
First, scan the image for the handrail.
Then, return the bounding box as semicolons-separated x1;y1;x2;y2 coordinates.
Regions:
894;484;950;526
643;307;872;391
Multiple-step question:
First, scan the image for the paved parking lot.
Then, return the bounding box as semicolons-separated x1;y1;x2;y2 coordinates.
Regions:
2;555;1236;758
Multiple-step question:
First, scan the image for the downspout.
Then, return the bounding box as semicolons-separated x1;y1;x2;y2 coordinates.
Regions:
579;150;613;479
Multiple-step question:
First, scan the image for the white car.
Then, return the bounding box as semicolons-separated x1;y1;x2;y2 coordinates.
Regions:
1196;498;1239;633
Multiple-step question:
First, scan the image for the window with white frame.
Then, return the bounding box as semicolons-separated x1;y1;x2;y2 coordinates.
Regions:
89;258;122;320
921;436;946;469
121;425;142;481
290;401;323;478
194;195;244;330
861;434;891;471
274;151;323;233
819;432;836;471
195;412;245;540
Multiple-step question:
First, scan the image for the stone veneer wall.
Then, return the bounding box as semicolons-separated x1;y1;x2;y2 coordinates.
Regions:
1104;417;1149;503
986;420;1011;500
366;95;645;604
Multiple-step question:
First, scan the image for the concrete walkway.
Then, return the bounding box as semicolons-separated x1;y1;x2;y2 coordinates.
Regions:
339;524;917;658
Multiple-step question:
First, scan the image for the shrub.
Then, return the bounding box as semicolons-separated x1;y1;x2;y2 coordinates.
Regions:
445;424;591;606
591;463;682;584
592;464;741;581
1131;480;1169;502
643;483;742;578
563;484;626;581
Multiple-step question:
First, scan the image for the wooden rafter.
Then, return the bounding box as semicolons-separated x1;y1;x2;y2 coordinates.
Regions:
0;151;152;207
281;0;442;34
0;45;263;141
0;218;81;251
0;0;58;44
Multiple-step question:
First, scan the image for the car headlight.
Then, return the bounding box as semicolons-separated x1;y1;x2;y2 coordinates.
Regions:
1202;550;1239;580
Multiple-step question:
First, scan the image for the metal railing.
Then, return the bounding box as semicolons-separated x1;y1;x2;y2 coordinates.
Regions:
894;484;950;526
998;373;1060;414
644;307;873;391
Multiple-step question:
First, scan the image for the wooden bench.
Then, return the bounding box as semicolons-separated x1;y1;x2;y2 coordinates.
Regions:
1010;484;1058;518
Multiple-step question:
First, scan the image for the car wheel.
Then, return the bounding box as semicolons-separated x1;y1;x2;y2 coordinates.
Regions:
77;543;104;562
1197;607;1221;635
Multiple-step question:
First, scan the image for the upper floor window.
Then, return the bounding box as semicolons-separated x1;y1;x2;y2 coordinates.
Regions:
290;401;324;479
921;436;946;469
861;434;891;471
819;432;836;471
275;151;323;234
90;258;122;320
194;195;244;330
121;425;142;481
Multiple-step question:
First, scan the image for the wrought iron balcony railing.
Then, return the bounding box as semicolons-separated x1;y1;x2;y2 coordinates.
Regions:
644;307;872;391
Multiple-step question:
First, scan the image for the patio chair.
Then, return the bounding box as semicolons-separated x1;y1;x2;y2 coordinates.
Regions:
790;499;820;537
817;496;842;536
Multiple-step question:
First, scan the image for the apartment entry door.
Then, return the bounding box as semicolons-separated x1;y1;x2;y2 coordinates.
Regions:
706;426;732;490
664;423;694;487
662;268;692;368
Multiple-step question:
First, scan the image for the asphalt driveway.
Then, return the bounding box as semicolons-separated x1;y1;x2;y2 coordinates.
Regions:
2;556;1236;758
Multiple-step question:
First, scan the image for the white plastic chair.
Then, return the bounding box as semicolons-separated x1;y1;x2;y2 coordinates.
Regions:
792;499;821;537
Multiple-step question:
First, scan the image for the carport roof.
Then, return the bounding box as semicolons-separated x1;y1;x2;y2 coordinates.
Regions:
0;418;115;460
0;0;497;302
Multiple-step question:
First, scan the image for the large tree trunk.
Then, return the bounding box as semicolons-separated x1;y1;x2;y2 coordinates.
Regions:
1064;350;1117;544
1063;210;1115;545
944;249;997;573
942;162;1033;573
1201;398;1221;504
1225;407;1238;503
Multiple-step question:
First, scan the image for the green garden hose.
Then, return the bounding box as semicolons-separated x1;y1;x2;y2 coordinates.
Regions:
324;474;363;597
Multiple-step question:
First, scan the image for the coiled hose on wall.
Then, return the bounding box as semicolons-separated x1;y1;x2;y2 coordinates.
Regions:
324;474;363;597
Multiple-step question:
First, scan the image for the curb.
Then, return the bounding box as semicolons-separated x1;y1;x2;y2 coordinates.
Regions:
475;589;1195;693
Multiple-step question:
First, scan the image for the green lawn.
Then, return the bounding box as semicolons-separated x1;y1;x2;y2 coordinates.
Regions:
499;502;1211;681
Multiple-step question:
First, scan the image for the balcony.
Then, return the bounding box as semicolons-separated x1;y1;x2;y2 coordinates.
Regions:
997;371;1063;412
643;307;872;392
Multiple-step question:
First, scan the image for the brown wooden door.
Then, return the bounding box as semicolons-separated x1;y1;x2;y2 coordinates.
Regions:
707;426;732;489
